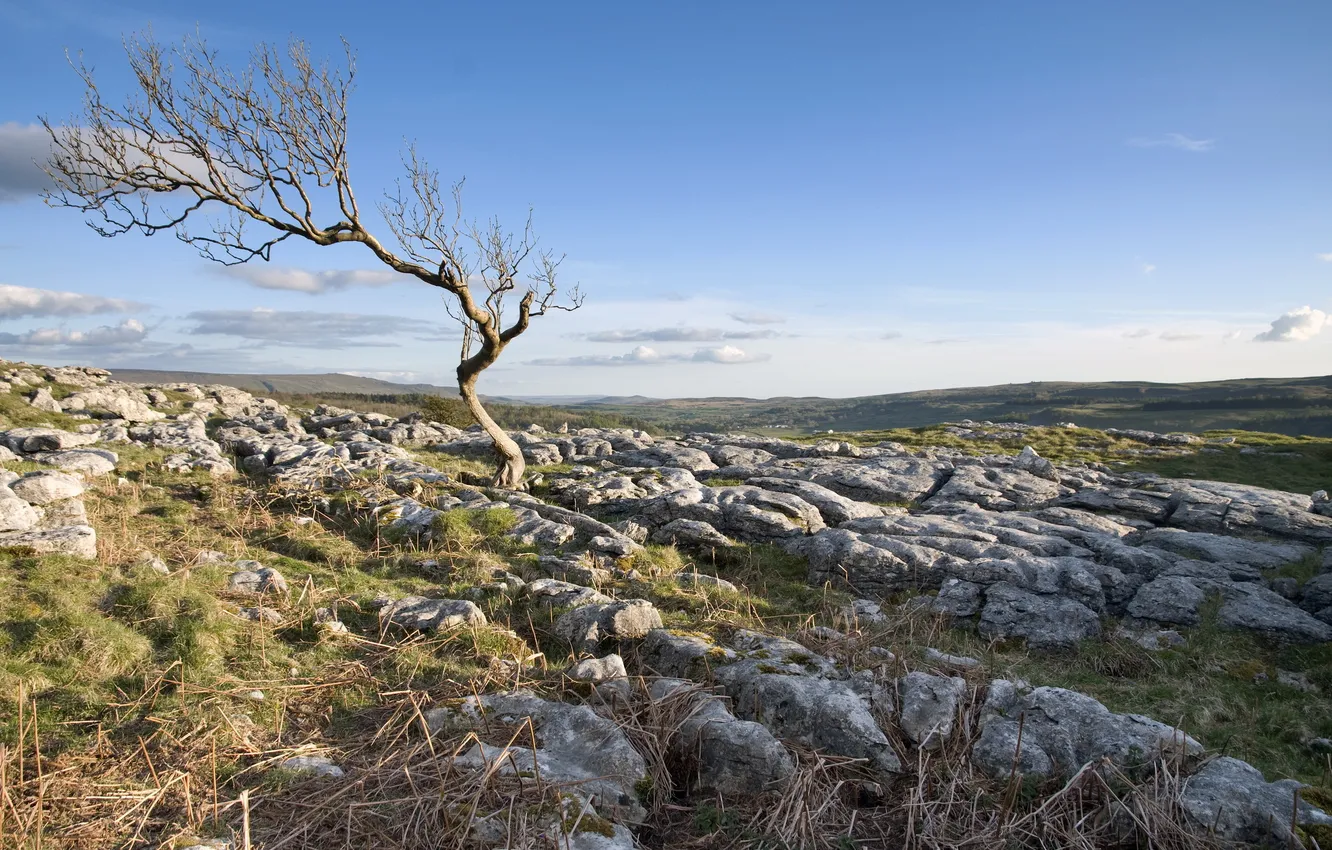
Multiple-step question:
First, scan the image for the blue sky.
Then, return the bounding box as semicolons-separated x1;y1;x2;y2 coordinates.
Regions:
0;0;1329;397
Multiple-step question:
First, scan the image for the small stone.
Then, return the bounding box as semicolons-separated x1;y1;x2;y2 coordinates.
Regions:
137;551;170;575
246;690;265;701
675;571;739;593
28;388;62;412
314;607;350;635
567;653;628;683
227;566;288;595
278;755;345;779
380;596;486;631
924;647;982;669
1276;669;1318;693
10;470;86;505
237;606;284;624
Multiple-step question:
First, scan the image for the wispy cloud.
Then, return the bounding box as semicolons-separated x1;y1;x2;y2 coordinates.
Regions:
1317;253;1332;263
528;344;770;367
1142;263;1156;275
0;318;147;347
185;308;456;349
1253;306;1327;342
1126;133;1214;153
882;331;904;340
216;265;399;294
1122;328;1153;339
1159;331;1202;342
0;283;146;319
0;123;53;202
583;327;778;343
729;311;786;325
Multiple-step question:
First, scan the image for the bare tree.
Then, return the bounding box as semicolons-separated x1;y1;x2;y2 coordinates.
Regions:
41;34;581;488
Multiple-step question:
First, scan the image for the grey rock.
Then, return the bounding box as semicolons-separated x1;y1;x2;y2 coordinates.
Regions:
1134;527;1311;574
674;571;739;593
924;648;982;669
927;465;1067;510
932;578;983;617
745;476;886;525
897;672;967;750
715;661;901;775
0;490;41;532
567;654;627;682
525;578;613;609
640;629;737;678
379;596;486;631
1011;446;1058;480
1127;576;1207;626
427;691;649;823
972;684;1201;781
237;606;283;623
0;524;97;558
275;756;346;778
978;583;1101;648
648;678;794;795
11;470;85;504
4;427;97;453
28;388;62;412
30;449;117;476
226;565;288;595
1180;756;1332;846
556;600;663;654
650;518;735;548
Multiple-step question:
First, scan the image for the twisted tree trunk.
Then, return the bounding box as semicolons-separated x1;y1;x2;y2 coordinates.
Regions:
458;366;525;489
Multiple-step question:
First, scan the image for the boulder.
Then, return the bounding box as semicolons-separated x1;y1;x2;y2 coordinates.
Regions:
714;660;901;775
977;583;1101;648
0;525;97;558
426;691;649;823
556;600;663;654
649;678;794;795
897;672;967;750
379;596;486;631
10;471;86;505
971;683;1200;781
1180;756;1332;846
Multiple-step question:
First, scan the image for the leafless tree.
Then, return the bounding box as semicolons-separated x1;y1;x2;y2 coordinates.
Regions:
41;34;582;488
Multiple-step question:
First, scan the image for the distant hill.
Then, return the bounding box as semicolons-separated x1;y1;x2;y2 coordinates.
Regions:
109;369;459;397
106;368;1332;437
569;375;1332;437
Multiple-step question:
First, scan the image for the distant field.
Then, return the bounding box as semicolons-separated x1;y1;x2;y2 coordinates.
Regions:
570;374;1332;437
109;367;1332;438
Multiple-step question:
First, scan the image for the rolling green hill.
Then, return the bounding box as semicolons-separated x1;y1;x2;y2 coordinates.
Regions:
109;369;459;397
570;375;1332;436
108;368;1332;437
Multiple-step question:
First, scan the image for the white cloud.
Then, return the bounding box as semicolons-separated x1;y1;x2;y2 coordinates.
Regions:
1142;264;1156;275
217;265;399;294
1126;133;1214;152
1122;328;1153;339
0;318;147;347
1159;331;1202;342
0;123;53;202
1253;306;1328;342
185;308;456;348
528;344;770;367
0;283;145;319
882;331;904;340
729;311;786;325
584;327;777;342
1317;253;1332;263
